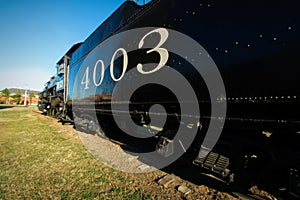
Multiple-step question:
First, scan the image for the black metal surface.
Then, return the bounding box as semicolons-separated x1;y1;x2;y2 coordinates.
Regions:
68;0;300;129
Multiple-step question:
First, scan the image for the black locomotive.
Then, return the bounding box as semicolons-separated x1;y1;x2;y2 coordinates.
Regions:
39;0;300;198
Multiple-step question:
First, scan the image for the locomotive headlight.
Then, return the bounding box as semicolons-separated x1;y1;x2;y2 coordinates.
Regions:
47;105;50;109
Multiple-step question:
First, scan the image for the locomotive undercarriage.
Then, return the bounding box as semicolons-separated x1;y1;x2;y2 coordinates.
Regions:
68;101;300;198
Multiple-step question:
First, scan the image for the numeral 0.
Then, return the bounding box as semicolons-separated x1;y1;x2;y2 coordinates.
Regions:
110;48;128;82
93;60;105;86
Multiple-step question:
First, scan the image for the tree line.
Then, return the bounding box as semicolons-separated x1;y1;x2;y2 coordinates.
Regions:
0;88;36;105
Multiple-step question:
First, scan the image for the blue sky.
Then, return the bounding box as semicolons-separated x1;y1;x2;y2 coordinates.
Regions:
0;0;147;91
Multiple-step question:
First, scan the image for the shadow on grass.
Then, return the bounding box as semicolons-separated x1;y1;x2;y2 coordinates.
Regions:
0;105;14;110
0;104;30;109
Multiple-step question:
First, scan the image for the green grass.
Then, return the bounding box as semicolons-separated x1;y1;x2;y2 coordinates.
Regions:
0;107;153;199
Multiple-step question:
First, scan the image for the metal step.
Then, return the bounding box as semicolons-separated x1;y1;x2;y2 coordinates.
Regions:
193;151;230;177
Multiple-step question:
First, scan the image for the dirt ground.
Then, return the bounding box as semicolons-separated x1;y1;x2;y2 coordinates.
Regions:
34;109;276;200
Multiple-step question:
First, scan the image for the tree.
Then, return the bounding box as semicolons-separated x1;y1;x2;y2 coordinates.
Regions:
12;90;22;104
1;88;10;104
29;93;35;105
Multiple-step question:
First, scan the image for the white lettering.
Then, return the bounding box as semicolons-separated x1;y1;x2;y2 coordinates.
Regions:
93;60;105;86
110;48;128;82
137;28;169;74
81;67;90;90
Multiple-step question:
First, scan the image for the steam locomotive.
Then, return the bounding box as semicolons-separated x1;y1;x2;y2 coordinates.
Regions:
38;0;300;198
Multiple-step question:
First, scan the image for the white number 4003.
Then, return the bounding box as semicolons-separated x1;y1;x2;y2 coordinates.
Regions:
81;28;169;90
